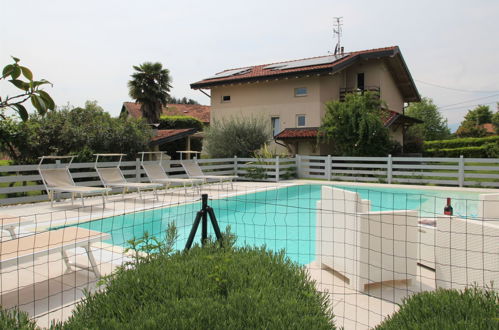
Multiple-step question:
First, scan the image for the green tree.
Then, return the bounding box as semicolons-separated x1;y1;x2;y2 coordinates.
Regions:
0;101;152;163
168;96;199;104
491;103;499;134
456;105;493;137
319;92;392;156
1;56;55;121
204;116;270;158
405;97;451;141
128;62;172;124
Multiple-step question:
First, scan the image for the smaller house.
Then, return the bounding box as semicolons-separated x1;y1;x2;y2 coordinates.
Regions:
120;102;211;156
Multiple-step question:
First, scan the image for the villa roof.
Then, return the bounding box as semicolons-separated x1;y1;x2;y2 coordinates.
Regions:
122;102;210;124
150;128;198;146
275;111;422;140
191;46;420;102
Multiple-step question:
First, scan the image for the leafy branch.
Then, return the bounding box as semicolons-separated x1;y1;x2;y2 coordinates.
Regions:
0;56;55;121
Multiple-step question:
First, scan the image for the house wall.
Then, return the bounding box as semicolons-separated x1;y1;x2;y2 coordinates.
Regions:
208;58;407;155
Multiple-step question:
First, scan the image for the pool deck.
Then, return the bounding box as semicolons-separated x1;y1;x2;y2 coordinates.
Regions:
0;180;496;328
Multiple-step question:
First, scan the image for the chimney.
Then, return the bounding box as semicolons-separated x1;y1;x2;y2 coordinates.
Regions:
341;46;344;55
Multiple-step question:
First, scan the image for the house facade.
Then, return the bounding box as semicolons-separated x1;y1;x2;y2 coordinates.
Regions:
191;46;421;155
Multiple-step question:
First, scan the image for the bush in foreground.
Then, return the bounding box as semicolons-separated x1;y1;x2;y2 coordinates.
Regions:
58;236;334;329
376;287;499;330
0;307;36;329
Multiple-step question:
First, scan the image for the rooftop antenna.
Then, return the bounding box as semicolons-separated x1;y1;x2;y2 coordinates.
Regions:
333;17;343;55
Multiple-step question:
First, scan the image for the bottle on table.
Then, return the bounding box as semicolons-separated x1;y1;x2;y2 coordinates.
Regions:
444;197;453;216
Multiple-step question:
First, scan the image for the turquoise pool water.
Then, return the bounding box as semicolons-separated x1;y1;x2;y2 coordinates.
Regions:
76;184;482;265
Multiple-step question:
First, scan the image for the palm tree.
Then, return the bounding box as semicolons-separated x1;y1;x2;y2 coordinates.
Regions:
128;62;172;124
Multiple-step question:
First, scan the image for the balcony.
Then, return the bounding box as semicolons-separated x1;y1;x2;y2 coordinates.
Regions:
339;86;380;102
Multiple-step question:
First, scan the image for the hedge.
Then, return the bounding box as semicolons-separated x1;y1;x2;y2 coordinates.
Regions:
376;288;499;330
58;243;335;329
424;142;499;158
425;145;489;158
158;115;204;131
424;135;499;150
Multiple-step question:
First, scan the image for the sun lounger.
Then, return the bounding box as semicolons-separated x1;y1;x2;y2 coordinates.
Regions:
0;215;33;239
0;227;110;277
38;156;111;207
140;152;202;194
94;154;162;200
181;160;238;189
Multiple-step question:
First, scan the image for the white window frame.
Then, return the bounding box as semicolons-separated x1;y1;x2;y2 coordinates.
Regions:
221;95;231;103
271;116;281;137
296;114;306;127
294;87;308;97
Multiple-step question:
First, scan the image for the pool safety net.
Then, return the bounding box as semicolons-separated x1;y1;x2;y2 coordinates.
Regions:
0;183;497;328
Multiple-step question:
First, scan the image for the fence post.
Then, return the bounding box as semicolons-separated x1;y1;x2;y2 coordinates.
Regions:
458;155;465;187
387;154;393;184
135;158;141;182
326;155;332;181
295;154;302;178
233;155;238;176
275;156;280;182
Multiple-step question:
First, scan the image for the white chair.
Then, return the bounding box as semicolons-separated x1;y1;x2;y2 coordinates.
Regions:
0;215;33;240
436;215;499;290
316;186;418;292
38;156;110;207
94;154;162;200
0;227;110;278
181;159;238;189
140;152;202;194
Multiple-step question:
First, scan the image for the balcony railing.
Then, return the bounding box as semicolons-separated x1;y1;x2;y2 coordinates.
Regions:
339;86;380;102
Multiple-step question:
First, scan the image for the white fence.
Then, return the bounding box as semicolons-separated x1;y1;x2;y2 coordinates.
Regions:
297;154;499;188
0;157;291;205
1;155;498;205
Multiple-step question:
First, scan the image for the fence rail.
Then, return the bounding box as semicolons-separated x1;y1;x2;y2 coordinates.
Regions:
297;154;499;188
1;154;498;205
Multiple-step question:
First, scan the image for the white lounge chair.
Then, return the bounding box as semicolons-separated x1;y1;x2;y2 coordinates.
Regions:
0;227;109;278
181;159;238;189
140;152;202;194
38;156;111;207
316;186;418;292
94;154;162;200
0;214;33;240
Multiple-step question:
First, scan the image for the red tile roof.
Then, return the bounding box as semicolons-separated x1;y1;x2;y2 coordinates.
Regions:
150;128;197;146
275;127;320;139
122;102;210;124
275;110;421;140
192;46;398;88
481;123;496;134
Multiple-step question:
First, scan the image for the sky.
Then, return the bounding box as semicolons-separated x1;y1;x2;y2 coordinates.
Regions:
2;0;499;131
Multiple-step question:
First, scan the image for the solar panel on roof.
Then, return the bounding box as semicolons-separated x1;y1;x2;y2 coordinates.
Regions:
206;67;251;79
264;54;347;71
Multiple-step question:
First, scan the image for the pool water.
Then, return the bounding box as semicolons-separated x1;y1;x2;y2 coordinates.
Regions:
76;184;482;265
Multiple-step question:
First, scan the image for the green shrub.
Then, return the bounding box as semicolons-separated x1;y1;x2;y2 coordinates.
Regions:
376;288;499;330
0;307;37;330
0;101;152;163
424;135;499;150
204;116;270;158
424;145;489;158
60;235;334;329
158;115;204;131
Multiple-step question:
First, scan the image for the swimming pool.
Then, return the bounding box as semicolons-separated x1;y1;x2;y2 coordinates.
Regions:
76;184;482;265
